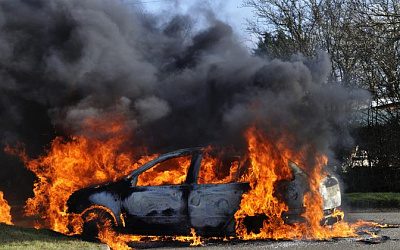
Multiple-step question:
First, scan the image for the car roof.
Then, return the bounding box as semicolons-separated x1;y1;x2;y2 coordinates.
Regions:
126;147;204;179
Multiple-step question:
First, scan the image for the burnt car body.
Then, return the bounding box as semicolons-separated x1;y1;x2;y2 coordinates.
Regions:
67;147;342;236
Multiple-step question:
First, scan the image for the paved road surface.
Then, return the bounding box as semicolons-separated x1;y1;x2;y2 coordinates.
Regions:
132;211;400;250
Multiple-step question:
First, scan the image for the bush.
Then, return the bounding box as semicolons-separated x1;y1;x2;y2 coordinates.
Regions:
344;193;400;208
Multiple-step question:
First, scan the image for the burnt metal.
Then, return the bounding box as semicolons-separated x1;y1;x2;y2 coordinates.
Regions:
67;147;342;237
358;235;390;244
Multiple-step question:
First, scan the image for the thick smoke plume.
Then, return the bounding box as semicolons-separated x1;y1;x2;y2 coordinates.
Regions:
0;0;366;200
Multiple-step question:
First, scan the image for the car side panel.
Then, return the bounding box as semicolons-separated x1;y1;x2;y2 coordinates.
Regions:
188;182;249;235
121;185;190;235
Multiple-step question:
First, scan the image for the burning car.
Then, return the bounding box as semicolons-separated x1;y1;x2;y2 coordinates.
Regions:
67;147;342;238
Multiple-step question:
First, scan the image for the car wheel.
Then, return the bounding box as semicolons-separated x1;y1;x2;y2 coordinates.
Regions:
321;207;344;226
81;206;116;241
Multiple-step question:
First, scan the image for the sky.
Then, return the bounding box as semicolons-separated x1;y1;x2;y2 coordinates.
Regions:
123;0;257;49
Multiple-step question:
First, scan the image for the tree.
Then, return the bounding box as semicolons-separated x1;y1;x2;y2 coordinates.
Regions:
248;0;323;59
248;0;400;118
247;0;400;191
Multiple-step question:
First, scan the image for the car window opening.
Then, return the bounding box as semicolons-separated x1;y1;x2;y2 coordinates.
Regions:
137;155;192;186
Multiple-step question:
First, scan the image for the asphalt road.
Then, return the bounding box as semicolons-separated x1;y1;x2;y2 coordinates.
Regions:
132;211;400;250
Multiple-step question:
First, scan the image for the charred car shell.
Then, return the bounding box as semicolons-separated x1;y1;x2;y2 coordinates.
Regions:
67;147;342;236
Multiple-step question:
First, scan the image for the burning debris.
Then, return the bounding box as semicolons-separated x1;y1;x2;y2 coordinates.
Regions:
0;191;12;225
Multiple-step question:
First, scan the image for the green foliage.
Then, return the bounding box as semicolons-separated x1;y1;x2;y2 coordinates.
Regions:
344;193;400;208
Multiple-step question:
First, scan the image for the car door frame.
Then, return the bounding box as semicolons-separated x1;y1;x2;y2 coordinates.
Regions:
187;151;250;236
120;148;202;235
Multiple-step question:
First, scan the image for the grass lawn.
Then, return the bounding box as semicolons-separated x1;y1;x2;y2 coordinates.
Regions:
0;224;106;250
344;192;400;208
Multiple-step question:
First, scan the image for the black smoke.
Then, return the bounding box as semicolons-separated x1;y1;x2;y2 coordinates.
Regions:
0;0;367;201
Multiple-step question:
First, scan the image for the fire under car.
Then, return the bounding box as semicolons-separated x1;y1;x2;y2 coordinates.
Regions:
67;147;342;237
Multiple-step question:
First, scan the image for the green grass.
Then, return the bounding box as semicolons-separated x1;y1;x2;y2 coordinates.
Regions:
344;192;400;208
0;224;106;250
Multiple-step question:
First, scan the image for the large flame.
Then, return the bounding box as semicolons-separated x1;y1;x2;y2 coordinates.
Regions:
234;127;296;239
0;191;13;225
7;117;376;248
5;114;233;235
5;115;157;233
234;127;356;239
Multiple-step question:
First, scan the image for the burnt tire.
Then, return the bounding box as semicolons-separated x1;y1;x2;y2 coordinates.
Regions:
321;208;344;226
81;208;115;241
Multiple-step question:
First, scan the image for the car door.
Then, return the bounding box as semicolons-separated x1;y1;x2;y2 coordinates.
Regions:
121;150;197;235
188;152;250;236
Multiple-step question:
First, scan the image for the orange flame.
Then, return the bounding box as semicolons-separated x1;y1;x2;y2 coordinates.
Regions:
234;127;356;240
234;127;297;239
97;220;203;249
6;114;157;234
0;191;13;225
6;117;380;248
137;155;191;186
198;149;240;184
